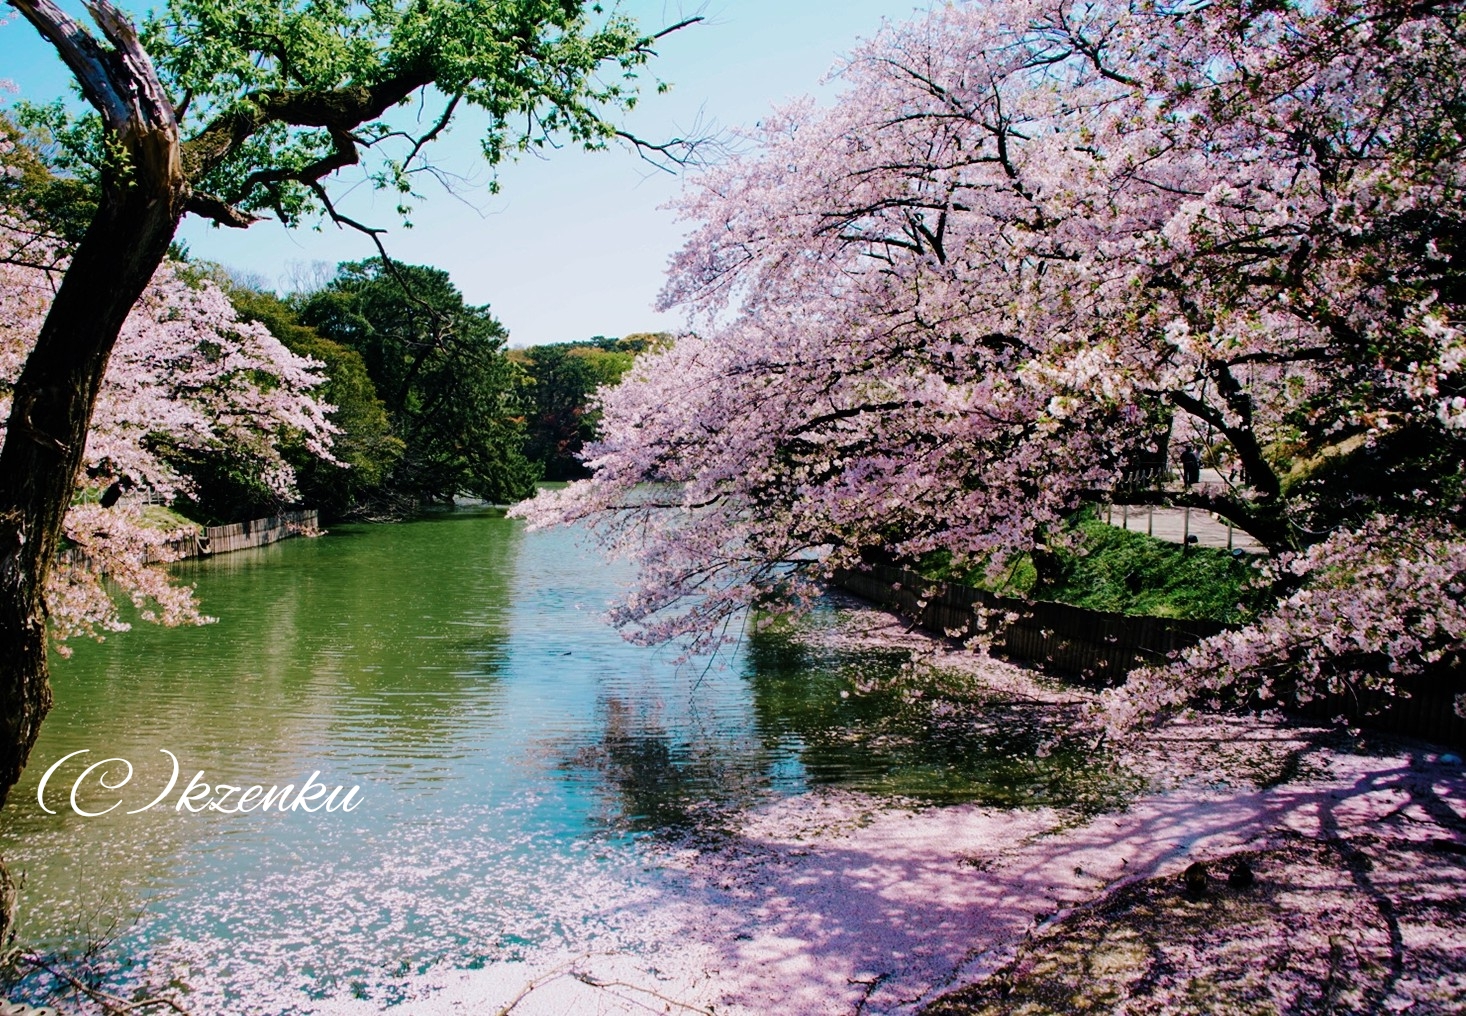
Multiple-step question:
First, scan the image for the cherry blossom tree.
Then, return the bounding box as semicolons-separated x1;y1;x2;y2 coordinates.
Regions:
519;1;1466;721
1;215;335;647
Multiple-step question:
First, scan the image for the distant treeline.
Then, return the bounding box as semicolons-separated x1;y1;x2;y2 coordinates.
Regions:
509;334;669;481
228;266;669;519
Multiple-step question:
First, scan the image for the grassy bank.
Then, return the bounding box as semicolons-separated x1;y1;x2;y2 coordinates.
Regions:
919;511;1270;623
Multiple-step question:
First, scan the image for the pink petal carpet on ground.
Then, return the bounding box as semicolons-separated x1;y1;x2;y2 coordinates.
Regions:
306;607;1466;1016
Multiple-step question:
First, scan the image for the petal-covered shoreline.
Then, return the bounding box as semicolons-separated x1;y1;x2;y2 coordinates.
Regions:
307;605;1466;1015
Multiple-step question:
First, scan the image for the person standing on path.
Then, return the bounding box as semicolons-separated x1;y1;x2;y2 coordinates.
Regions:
1180;445;1201;487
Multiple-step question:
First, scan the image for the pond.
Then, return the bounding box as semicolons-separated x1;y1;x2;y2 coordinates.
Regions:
0;509;1111;1012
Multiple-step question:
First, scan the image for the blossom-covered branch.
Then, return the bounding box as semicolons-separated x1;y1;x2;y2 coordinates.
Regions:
0;217;336;647
518;0;1466;714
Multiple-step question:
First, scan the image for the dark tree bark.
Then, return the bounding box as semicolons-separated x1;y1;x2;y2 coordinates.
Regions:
0;0;188;941
0;163;185;796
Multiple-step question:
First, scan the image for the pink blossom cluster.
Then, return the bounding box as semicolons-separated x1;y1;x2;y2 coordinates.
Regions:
0;217;337;648
515;1;1466;713
1106;517;1466;730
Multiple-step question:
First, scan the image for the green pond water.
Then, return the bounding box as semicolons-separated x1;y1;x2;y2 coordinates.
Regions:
0;509;1111;1010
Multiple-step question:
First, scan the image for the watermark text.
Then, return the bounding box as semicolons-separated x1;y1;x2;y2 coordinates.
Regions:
36;750;362;816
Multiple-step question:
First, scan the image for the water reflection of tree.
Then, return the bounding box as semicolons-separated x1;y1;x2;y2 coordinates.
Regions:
559;626;1128;841
3;511;525;939
741;629;1124;809
47;512;523;764
566;697;771;838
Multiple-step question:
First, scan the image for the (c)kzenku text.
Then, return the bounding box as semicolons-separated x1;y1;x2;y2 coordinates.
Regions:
36;749;362;817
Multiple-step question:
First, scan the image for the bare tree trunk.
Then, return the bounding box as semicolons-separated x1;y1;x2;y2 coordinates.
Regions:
0;0;188;946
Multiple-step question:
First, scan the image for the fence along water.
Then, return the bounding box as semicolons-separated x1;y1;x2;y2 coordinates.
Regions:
193;510;320;556
59;509;320;567
833;563;1465;748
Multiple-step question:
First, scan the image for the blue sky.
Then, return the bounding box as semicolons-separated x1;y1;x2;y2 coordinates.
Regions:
2;1;928;346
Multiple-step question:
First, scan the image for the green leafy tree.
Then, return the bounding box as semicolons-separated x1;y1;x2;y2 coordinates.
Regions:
227;283;404;520
0;0;693;934
516;333;665;479
0;114;95;241
300;259;535;504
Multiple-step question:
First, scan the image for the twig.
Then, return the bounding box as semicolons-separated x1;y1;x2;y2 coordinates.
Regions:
306;182;453;329
493;956;716;1016
571;971;718;1015
402;94;461;174
650;15;704;41
16;951;192;1014
492;958;582;1016
848;971;890;1015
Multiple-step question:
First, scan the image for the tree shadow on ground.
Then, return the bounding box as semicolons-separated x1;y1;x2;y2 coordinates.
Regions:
643;732;1466;1015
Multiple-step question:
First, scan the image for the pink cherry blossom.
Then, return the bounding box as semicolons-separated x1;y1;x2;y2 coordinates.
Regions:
0;216;337;648
517;1;1466;718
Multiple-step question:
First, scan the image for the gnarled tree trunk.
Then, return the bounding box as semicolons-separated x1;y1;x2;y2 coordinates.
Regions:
0;0;187;945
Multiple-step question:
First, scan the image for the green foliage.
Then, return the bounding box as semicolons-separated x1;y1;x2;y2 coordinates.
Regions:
0;114;96;242
1032;516;1268;622
298;259;536;504
513;333;666;479
18;0;661;229
164;447;286;525
920;513;1268;623
226;284;404;519
743;628;1141;814
916;549;1038;599
1280;422;1466;536
134;504;199;532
